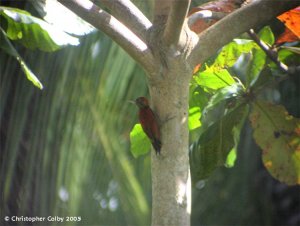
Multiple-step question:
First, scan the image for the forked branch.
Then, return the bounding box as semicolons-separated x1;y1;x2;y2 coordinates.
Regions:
58;0;154;72
163;0;191;47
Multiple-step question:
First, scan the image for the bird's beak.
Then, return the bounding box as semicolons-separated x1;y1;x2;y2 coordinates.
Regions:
128;100;136;105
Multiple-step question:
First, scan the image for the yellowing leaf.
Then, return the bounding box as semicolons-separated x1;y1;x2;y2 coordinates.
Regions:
250;101;300;185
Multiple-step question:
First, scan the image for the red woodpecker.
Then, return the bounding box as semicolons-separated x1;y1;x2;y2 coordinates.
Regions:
132;97;162;155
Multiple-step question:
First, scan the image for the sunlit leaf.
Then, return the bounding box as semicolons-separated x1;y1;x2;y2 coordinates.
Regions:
212;39;257;70
193;39;257;91
249;101;300;185
189;84;209;110
189;107;201;130
130;124;151;158
225;149;236;167
17;56;44;89
38;0;95;36
0;6;79;51
0;28;43;89
194;69;235;90
258;26;275;45
189;84;209;137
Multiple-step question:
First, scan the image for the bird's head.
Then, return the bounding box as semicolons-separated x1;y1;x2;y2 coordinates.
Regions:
134;97;149;108
128;96;149;108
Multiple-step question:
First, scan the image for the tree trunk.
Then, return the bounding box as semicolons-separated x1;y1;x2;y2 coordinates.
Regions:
148;53;193;225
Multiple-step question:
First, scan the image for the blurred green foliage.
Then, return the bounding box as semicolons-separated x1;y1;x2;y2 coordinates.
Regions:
1;1;300;226
0;19;151;226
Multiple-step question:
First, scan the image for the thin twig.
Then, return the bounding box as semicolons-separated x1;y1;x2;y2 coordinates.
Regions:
247;29;300;96
98;0;152;42
58;0;154;72
247;29;289;73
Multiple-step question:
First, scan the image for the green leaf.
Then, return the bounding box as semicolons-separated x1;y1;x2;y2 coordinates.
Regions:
190;103;249;182
212;39;257;70
225;149;237;168
0;6;79;51
17;56;44;89
247;48;266;87
250;67;275;92
189;85;209;110
189;107;201;130
247;27;275;86
130;124;151;158
258;26;274;45
189;85;209;140
249;101;300;185
277;47;300;66
193;39;257;91
0;28;43;89
0;27;18;57
225;107;249;168
194;69;235;90
281;46;300;55
40;0;95;36
201;83;245;130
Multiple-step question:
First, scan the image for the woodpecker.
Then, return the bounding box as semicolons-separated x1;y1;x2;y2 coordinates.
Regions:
132;97;162;155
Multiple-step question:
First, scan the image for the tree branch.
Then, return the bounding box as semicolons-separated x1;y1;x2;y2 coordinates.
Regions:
58;0;154;72
248;29;300;78
247;29;289;73
163;0;191;47
98;0;152;42
189;0;300;67
188;10;228;27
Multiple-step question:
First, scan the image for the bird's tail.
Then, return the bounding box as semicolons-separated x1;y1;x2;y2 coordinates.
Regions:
152;138;162;155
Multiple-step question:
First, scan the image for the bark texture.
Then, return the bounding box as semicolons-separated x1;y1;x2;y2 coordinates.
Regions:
148;1;193;223
149;54;193;226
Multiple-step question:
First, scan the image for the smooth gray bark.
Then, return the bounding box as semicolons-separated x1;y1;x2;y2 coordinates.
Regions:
149;53;193;226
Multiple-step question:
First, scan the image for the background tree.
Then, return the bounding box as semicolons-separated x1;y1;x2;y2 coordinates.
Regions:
1;0;299;226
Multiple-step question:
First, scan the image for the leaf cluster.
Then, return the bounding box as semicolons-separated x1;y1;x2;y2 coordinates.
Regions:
189;26;300;185
130;26;300;185
0;5;92;89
